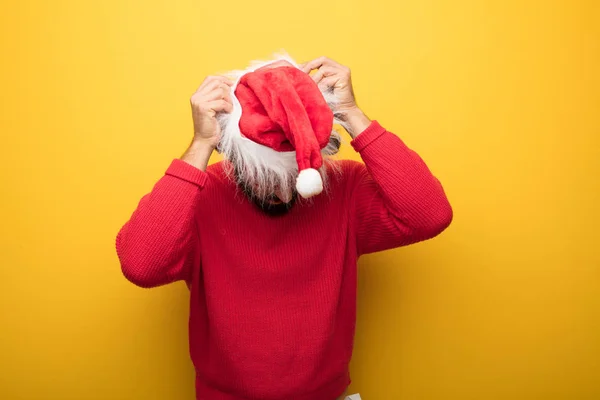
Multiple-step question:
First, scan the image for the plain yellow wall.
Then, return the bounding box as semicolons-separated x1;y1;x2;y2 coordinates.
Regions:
1;0;599;399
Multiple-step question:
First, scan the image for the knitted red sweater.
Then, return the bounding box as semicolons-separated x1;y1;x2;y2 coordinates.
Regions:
116;121;452;400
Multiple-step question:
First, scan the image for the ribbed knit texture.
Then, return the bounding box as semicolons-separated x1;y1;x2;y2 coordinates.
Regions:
116;121;453;400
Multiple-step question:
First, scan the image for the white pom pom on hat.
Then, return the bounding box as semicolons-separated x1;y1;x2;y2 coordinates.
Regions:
295;168;323;198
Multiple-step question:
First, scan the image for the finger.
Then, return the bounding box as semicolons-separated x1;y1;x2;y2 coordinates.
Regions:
219;84;233;103
221;87;232;103
300;56;330;73
199;78;232;95
201;76;232;92
318;76;339;91
311;69;326;84
302;56;345;73
197;75;233;92
207;99;233;113
311;66;337;85
203;84;232;101
204;75;233;86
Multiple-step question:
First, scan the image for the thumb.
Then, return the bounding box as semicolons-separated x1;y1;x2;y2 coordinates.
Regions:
299;63;310;73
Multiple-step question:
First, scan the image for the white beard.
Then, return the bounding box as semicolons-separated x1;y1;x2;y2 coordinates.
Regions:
215;51;344;202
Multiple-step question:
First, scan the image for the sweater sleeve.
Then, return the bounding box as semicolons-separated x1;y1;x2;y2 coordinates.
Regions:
349;121;453;256
115;159;207;288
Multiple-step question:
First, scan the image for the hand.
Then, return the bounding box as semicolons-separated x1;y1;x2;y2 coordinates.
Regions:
181;76;233;171
190;75;234;148
300;56;358;112
300;57;371;138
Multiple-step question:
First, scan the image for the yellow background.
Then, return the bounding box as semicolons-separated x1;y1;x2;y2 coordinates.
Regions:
1;0;599;399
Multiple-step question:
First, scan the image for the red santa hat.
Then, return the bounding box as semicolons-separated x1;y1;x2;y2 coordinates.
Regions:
217;53;341;200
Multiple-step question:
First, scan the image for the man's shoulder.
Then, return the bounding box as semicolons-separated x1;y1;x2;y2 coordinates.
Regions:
206;160;226;176
327;158;364;169
324;158;367;192
202;161;236;191
326;158;366;178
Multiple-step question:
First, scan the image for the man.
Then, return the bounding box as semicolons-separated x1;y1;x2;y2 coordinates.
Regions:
116;55;453;400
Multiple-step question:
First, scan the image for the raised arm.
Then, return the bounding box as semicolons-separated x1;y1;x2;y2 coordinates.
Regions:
348;117;453;255
115;75;233;287
300;56;452;256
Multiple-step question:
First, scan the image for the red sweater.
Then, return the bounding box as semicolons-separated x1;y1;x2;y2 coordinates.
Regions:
116;121;452;400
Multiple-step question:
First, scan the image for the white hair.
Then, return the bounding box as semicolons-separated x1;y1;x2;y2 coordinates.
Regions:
215;51;344;202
